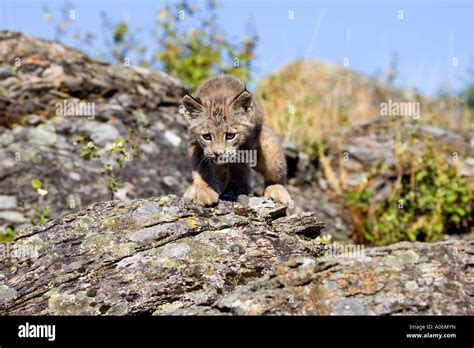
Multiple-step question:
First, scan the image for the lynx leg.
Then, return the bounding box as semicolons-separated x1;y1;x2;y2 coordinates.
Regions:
183;144;220;206
255;127;294;207
184;170;220;206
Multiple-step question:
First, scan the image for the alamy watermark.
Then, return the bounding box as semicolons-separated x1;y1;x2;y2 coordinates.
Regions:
55;100;96;120
380;99;420;120
216;149;257;167
324;243;366;259
18;322;55;342
1;243;39;260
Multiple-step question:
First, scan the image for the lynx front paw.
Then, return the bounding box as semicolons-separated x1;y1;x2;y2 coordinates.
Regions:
184;184;219;206
263;184;294;208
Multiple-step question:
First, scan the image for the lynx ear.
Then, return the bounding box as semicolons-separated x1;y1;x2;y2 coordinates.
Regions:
231;89;254;115
181;94;203;122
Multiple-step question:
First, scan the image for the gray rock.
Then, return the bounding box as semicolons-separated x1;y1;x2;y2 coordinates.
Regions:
68;172;81;181
163;175;180;187
27;124;57;146
0;31;189;230
248;196;276;210
0;195;17;209
1;195;470;316
0;195;325;315
0;67;13;79
84;122;120;146
163;130;182;147
177;240;472;315
0;133;14;146
0;211;26;223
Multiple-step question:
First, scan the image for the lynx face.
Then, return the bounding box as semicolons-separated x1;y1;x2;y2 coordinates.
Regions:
182;89;257;164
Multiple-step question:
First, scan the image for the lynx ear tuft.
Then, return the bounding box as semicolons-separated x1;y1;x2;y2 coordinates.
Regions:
181;94;203;122
231;89;254;115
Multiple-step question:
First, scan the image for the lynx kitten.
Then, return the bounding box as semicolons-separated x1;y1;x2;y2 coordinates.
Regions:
181;75;293;207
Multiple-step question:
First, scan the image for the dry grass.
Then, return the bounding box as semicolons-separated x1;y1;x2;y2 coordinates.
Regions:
257;60;472;154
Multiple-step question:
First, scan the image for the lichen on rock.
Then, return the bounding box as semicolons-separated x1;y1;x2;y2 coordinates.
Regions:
1;193;472;315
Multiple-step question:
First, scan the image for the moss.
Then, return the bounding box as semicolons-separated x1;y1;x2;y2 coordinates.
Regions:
180;239;220;263
256;208;271;219
158;213;176;223
71;216;96;235
153;300;184;315
405;280;419;291
186;216;199;229
80;233;115;253
48;291;95;315
385;250;419;271
100;215;133;233
111;242;136;258
121;273;135;283
158;195;176;206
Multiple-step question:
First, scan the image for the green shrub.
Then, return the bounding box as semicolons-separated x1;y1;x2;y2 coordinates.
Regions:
0;225;15;242
345;142;473;245
154;1;257;89
74;130;148;199
29;179;52;226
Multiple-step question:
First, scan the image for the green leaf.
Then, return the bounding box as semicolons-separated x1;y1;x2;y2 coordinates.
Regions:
31;179;43;189
415;170;427;181
1;225;16;242
364;232;374;242
451;215;461;224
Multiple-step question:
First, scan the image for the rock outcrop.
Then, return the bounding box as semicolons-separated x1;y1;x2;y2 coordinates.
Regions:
0;195;325;315
0;31;329;239
181;239;473;315
1;195;472;315
0;31;191;232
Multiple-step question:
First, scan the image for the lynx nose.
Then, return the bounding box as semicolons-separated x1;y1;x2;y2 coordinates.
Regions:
212;149;224;157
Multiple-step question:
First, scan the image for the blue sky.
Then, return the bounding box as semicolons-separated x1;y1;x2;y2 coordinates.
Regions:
1;0;473;96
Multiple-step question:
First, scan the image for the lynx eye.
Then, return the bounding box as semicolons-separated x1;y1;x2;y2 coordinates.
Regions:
225;133;236;140
202;134;212;141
